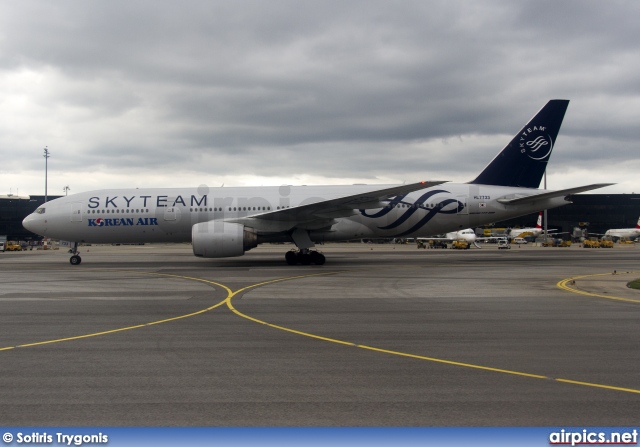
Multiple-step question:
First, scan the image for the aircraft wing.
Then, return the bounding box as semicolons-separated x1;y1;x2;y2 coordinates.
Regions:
228;181;447;232
416;237;455;241
496;183;614;206
475;236;506;241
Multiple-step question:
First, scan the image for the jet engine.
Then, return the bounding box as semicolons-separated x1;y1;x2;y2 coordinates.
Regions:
192;221;258;258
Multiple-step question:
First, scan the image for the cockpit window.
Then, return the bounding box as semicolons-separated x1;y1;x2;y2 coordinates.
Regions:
35;207;46;214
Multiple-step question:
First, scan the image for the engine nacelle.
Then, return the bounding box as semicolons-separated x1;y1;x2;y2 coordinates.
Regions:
192;222;258;258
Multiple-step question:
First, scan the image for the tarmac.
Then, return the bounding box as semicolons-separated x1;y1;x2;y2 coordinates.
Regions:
0;242;639;426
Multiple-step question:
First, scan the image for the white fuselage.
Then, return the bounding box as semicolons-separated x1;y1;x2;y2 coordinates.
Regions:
444;229;477;243
603;217;640;240
604;228;640;240
507;227;543;238
506;213;543;238
23;183;570;245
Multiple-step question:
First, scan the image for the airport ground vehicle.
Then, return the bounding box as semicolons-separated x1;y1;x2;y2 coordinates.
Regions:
4;241;22;251
513;237;528;244
497;239;510;249
541;238;571;247
451;240;470;249
583;239;601;248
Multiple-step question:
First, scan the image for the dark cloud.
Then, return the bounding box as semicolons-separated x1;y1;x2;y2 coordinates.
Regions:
1;1;638;194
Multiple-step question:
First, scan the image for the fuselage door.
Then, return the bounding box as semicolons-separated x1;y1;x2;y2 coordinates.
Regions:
70;202;83;222
163;206;180;221
456;195;468;215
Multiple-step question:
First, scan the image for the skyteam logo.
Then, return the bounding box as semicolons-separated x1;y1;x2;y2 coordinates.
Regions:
520;126;553;161
88;217;158;227
360;189;465;237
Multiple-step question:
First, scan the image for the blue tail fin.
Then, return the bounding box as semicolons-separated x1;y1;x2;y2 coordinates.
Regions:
470;99;569;188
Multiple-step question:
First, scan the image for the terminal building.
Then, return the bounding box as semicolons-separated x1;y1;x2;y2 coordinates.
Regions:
2;193;639;243
0;194;61;242
496;193;640;239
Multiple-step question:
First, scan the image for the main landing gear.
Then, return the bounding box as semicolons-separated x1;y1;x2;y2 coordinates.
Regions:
68;242;81;265
285;249;326;266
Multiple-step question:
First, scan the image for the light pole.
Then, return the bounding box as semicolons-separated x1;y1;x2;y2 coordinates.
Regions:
543;170;548;240
43;146;50;203
43;146;50;250
63;185;70;196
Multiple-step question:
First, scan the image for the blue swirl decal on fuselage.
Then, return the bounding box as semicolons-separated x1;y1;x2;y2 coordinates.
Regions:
359;189;465;237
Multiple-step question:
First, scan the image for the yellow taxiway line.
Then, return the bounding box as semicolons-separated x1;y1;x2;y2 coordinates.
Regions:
557;271;640;304
2;269;639;394
226;280;640;395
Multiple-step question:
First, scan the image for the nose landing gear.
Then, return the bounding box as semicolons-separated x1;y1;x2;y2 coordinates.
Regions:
68;242;82;265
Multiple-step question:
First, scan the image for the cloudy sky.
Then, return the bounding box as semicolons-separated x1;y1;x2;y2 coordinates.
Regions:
1;0;638;197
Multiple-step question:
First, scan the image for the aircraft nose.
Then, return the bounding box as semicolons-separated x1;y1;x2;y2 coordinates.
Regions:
22;214;35;232
22;213;45;234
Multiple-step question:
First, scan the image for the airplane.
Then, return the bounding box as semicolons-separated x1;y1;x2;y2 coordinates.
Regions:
506;212;546;239
476;212;546;242
22;99;613;266
483;212;566;242
416;228;479;248
603;217;640;241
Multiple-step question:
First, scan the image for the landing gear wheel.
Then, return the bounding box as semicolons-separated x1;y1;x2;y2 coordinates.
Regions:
310;251;326;265
284;250;326;265
70;255;82;265
285;251;298;265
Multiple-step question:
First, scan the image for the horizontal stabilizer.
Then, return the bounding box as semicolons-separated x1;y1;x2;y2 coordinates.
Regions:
497;183;614;205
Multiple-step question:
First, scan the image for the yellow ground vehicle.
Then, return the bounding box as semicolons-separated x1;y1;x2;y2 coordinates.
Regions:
416;240;448;249
542;238;570;247
5;241;22;251
600;240;614;248
583;239;600;248
451;240;470;249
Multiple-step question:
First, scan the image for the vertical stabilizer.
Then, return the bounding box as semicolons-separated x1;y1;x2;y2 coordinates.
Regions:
470;99;569;188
